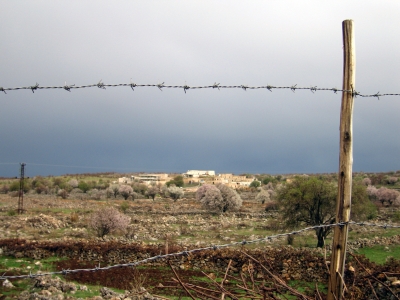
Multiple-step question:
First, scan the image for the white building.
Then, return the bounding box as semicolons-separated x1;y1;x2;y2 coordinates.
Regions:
183;170;215;178
133;174;169;185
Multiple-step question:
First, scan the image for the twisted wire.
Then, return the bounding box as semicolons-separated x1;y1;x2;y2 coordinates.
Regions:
1;221;399;280
0;81;399;99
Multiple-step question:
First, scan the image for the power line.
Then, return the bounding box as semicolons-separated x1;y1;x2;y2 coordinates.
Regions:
1;221;399;280
0;81;399;99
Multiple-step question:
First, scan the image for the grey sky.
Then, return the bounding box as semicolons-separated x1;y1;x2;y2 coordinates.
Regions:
1;1;399;177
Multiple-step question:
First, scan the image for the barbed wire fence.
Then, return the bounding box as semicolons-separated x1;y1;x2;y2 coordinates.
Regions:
1;80;400;99
1;80;400;297
1;221;400;280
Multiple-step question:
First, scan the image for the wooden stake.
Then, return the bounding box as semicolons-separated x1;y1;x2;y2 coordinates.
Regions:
328;19;355;300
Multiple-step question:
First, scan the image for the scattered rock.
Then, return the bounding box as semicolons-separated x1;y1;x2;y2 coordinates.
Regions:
2;279;14;288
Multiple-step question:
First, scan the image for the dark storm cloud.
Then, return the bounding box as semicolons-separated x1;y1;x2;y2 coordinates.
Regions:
1;1;399;177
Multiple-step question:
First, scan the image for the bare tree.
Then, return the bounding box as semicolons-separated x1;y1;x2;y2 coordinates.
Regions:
90;207;131;238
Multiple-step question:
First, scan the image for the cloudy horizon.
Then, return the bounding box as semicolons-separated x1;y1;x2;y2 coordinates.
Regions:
1;1;399;178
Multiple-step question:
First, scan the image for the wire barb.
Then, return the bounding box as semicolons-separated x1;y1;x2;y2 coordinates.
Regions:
310;86;317;93
157;82;164;91
0;87;6;94
63;81;75;92
373;92;381;100
212;82;220;90
97;80;106;90
183;84;190;94
291;84;297;93
266;85;274;92
241;85;248;91
30;83;39;93
130;80;136;91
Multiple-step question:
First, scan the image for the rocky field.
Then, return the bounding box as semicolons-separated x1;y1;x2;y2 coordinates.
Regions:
1;193;400;299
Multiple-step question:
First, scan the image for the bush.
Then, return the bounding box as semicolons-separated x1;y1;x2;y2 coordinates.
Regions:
35;184;48;194
119;185;133;200
168;186;184;201
68;179;79;188
255;189;270;204
57;189;68;199
250;180;261;188
0;185;9;194
166;175;184;187
7;210;17;216
90;207;131;238
196;184;242;213
78;181;90;193
265;201;279;211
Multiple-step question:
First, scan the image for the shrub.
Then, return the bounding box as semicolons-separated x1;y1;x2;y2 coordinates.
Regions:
168;186;184;201
362;178;372;186
7;210;17;216
146;185;159;201
68;179;79;188
265;201;279;211
255;189;270;204
9;181;20;192
109;185;119;198
90;207;131;238
131;192;143;200
88;188;103;200
78;181;90;193
57;189;68;199
119;185;133;200
387;177;398;185
70;212;79;223
196;184;242;213
132;183;148;195
166;175;184;187
35;184;48;194
250;180;261;188
120;201;130;213
0;185;9;194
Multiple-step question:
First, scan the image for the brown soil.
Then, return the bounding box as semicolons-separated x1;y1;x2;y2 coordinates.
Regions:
54;259;229;297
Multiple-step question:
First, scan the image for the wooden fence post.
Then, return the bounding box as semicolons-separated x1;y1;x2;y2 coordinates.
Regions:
327;19;355;300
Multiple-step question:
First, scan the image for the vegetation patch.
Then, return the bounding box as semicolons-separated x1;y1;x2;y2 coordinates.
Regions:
356;245;400;265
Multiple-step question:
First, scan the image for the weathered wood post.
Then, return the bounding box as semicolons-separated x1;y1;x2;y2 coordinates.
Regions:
327;19;355;300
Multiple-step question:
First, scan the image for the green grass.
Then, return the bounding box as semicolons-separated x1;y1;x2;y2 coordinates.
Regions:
0;255;126;298
356;245;400;265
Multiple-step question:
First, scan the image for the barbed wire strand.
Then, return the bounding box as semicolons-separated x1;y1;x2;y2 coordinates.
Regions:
0;81;399;99
1;221;399;280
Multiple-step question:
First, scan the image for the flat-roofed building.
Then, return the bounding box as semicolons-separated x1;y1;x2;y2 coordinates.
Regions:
183;170;215;178
134;173;169;185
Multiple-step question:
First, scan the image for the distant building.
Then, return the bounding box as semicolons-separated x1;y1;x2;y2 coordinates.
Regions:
133;173;169;185
198;173;257;189
118;176;132;184
183;170;215;178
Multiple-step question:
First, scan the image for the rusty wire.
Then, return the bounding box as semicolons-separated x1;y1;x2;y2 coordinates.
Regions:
0;221;399;280
0;81;399;99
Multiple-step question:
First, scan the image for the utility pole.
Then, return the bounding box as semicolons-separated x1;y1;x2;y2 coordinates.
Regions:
328;19;355;300
17;163;26;214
